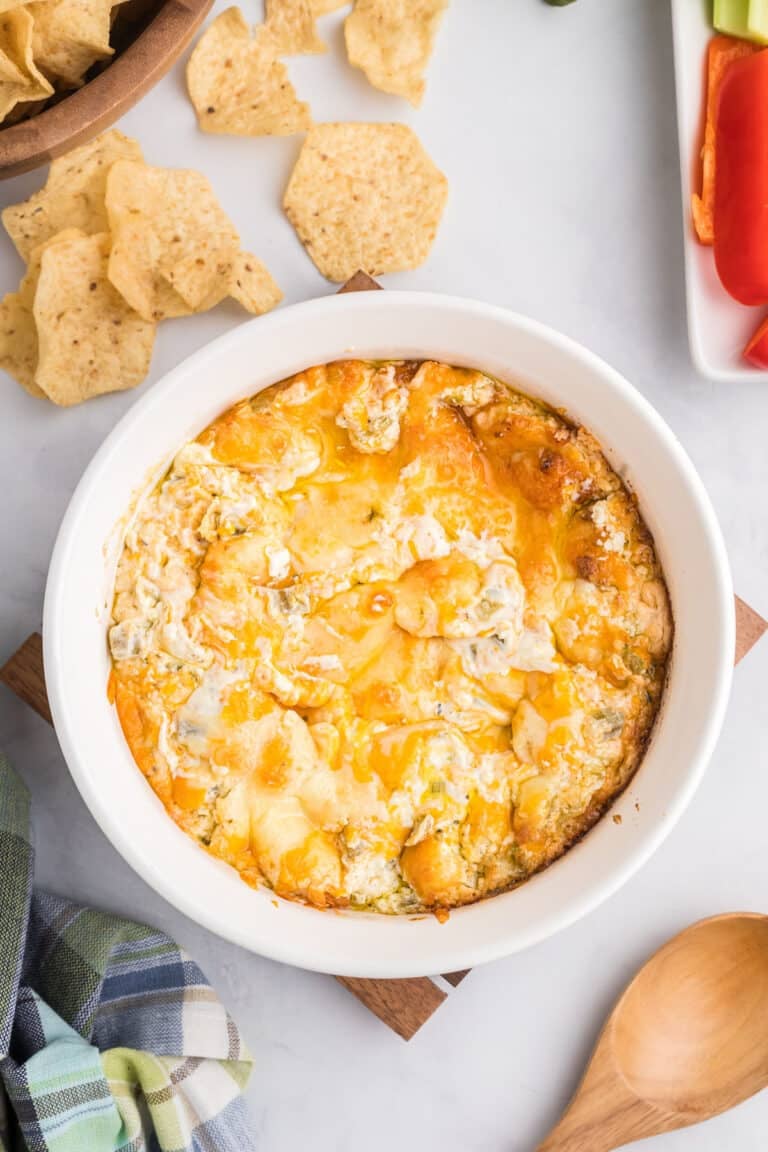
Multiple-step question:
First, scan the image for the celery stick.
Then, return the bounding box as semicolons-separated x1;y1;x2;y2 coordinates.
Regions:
748;0;768;42
714;0;751;37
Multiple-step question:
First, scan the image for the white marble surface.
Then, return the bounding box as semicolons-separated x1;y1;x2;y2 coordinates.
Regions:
1;1;767;1148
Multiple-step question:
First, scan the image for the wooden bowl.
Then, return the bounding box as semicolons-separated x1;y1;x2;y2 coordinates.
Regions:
0;0;212;179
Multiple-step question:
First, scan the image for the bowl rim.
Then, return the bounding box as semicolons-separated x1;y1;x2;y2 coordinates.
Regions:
0;0;212;179
43;291;735;976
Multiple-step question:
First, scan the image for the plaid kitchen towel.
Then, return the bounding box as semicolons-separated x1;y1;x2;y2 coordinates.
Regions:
0;753;255;1152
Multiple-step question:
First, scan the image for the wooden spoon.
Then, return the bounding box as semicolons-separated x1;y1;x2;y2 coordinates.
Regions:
537;913;768;1151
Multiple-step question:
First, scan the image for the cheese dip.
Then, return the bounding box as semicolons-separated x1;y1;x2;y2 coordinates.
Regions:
109;360;672;913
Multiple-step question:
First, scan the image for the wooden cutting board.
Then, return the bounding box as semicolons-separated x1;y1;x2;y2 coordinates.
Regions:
2;272;766;1039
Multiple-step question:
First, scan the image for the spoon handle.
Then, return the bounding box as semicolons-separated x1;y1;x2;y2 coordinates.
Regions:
535;1039;657;1152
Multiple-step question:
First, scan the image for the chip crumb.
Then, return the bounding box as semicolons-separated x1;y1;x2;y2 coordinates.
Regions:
613;813;622;825
283;121;448;281
344;0;447;106
186;7;311;136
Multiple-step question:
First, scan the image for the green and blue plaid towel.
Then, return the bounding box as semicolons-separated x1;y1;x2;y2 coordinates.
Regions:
0;753;255;1152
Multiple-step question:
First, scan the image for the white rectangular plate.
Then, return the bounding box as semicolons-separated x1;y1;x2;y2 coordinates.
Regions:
671;0;768;381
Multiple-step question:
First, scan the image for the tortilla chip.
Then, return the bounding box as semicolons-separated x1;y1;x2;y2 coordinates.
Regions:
0;9;53;121
186;8;311;136
35;40;101;87
33;231;155;406
191;249;283;313
1;8;53;82
31;0;115;85
0;229;83;396
283;121;448;281
265;0;324;54
2;130;143;262
344;0;447;106
1;95;47;124
310;0;348;13
0;293;40;393
0;77;30;120
0;49;23;82
109;258;191;321
0;262;40;396
0;29;26;83
105;160;239;317
227;252;283;314
105;158;281;320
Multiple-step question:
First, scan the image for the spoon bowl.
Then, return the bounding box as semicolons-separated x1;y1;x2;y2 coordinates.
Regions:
538;913;768;1151
615;914;768;1116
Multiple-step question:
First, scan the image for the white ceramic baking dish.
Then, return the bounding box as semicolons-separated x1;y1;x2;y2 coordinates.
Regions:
43;292;734;977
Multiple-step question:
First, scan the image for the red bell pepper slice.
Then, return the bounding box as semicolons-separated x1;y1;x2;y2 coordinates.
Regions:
743;314;768;367
714;48;768;303
692;36;755;245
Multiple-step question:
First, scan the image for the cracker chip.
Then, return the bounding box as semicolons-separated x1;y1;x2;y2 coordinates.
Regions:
186;8;311;136
265;0;324;54
2;130;143;262
0;229;83;396
344;0;447;106
31;0;115;85
283;122;448;281
33;231;155;406
105;159;281;320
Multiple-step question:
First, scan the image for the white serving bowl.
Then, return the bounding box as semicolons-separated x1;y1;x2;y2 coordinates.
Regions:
44;292;734;978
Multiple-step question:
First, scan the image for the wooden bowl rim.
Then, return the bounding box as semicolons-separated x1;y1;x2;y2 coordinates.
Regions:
0;0;212;178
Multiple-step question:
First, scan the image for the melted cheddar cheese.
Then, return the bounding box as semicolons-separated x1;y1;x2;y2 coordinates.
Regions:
109;360;672;913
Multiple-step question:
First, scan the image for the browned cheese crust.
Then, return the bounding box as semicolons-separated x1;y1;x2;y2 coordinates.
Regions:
109;361;672;913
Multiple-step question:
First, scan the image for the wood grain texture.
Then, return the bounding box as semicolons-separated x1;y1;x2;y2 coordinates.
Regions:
442;970;470;987
336;270;383;295
0;633;51;723
735;595;768;664
537;1032;666;1152
0;0;213;179
336;976;447;1041
536;914;768;1150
